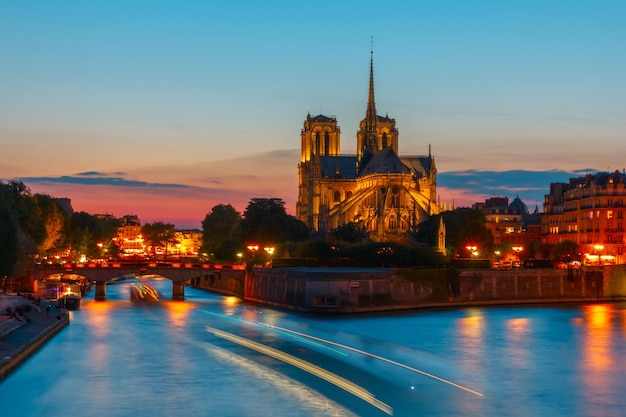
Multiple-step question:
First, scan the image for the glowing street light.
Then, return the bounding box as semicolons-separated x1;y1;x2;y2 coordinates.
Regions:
594;244;604;266
264;247;275;255
466;245;478;259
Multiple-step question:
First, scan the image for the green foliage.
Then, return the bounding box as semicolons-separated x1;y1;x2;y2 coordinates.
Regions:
291;240;446;268
69;212;119;258
240;198;309;245
33;194;70;253
415;208;494;258
142;222;177;258
550;240;581;264
329;221;368;243
294;239;335;266
201;204;241;259
0;192;19;278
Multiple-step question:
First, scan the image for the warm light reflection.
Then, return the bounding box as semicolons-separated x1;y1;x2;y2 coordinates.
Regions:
222;296;241;316
580;304;616;414
83;300;115;339
164;300;196;328
455;311;485;376
583;304;613;370
505;318;530;368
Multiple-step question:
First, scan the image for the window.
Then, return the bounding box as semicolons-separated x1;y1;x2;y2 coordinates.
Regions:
382;132;388;149
391;186;400;207
324;132;330;155
389;214;398;230
608;210;613;220
333;191;341;202
315;132;320;155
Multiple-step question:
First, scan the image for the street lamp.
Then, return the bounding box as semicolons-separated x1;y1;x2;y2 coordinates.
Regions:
466;245;478;259
512;245;523;267
594;244;604;266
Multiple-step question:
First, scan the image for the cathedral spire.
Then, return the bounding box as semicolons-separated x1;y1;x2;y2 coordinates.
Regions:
363;38;378;154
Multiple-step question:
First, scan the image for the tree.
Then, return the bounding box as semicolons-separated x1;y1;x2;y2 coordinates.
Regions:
33;194;68;254
329;221;368;243
415;208;494;258
142;222;177;259
240;198;309;245
201;204;241;259
69;212;120;259
550;240;581;265
0;191;19;281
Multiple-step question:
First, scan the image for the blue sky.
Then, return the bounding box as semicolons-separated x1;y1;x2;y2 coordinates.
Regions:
1;1;624;228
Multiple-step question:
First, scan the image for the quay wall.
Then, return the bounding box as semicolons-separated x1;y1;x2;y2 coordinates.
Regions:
0;314;69;380
240;266;626;313
190;269;245;298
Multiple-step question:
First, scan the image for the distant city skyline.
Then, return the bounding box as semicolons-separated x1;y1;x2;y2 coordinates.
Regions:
2;1;624;228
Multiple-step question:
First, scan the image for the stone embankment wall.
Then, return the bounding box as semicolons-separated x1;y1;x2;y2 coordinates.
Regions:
190;269;245;298
241;266;626;313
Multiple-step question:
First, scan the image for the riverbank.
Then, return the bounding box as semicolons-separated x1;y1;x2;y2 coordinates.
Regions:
0;293;69;381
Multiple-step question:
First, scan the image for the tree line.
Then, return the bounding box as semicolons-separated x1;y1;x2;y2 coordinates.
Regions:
1;180;583;287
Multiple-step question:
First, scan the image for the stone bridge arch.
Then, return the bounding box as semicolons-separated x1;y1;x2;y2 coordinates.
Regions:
35;264;243;301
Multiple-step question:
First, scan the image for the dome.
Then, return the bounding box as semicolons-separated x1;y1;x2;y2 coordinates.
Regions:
510;196;529;214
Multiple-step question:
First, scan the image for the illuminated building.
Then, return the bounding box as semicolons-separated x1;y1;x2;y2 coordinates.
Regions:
115;222;144;257
170;230;202;257
473;196;542;245
297;50;441;241
543;171;626;265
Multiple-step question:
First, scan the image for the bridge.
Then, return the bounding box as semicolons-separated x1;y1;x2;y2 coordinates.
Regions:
34;262;245;301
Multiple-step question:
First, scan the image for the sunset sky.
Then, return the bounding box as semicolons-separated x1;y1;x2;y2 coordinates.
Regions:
1;1;624;229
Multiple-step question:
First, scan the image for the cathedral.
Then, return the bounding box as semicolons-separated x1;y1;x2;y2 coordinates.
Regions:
297;51;441;242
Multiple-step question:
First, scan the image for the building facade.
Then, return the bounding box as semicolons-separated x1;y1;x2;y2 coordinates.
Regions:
543;171;626;265
297;52;440;241
474;196;542;246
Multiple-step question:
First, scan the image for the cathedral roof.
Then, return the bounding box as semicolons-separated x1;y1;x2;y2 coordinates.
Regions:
319;156;358;179
308;114;336;122
400;156;432;179
360;147;411;175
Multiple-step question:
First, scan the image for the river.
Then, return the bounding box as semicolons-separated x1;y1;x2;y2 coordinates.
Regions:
1;277;625;417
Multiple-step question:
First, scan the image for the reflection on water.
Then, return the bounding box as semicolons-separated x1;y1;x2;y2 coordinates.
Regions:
1;279;626;417
579;304;622;417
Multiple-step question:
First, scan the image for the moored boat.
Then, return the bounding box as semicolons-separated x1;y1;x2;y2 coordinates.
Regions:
45;274;83;310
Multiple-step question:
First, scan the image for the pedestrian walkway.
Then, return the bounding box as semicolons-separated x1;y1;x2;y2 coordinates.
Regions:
0;292;69;380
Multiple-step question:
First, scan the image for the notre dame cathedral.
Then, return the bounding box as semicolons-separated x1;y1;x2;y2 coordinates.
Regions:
297;51;441;242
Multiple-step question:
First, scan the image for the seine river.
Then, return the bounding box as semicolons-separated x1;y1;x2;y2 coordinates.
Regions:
2;277;626;417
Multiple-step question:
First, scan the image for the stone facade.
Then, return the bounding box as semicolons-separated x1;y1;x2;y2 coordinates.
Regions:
543;171;626;264
297;52;440;242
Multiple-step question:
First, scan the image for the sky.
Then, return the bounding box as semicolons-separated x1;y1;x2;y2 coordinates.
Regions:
1;1;625;229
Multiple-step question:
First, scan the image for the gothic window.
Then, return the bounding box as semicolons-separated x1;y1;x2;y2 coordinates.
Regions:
324;132;330;155
389;214;398;230
333;191;341;203
346;191;353;199
391;186;400;207
315;132;320;156
382;132;388;149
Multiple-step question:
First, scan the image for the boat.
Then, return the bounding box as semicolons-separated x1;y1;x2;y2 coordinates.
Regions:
130;280;160;303
45;274;83;310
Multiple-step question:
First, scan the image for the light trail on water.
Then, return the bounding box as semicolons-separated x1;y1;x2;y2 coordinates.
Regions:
257;322;485;398
206;326;394;415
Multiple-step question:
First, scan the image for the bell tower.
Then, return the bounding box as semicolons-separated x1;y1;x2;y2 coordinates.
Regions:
300;113;341;163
